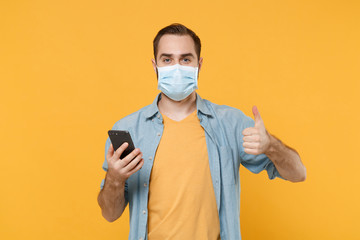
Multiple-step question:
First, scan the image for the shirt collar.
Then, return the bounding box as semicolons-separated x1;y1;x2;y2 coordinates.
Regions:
144;93;162;119
195;92;212;117
144;92;213;119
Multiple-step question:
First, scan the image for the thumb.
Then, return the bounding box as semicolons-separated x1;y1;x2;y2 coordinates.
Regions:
252;105;263;127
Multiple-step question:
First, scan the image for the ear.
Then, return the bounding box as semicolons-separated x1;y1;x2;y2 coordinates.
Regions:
198;57;203;72
151;58;157;73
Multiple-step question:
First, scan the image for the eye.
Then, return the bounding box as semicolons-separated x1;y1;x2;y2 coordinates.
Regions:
163;58;171;63
182;58;191;63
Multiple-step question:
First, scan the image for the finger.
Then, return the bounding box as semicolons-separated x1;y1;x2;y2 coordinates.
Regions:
243;142;260;149
252;105;261;122
242;127;258;136
106;143;114;161
127;158;145;176
243;135;260;143
244;148;259;155
124;152;143;172
252;105;264;127
114;142;129;160
121;148;141;165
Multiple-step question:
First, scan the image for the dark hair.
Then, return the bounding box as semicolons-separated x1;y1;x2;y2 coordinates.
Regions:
153;23;201;62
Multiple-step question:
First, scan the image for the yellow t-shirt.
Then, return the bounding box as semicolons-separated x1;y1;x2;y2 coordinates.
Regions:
147;109;221;240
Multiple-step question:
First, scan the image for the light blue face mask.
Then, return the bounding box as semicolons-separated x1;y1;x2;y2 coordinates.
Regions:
156;64;199;101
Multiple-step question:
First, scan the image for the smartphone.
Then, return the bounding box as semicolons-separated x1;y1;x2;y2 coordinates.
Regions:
108;130;136;159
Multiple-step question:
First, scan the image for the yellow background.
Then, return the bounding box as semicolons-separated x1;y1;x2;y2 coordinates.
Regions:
1;0;359;239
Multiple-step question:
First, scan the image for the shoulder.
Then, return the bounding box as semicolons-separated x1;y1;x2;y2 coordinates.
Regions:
204;98;254;128
111;103;152;130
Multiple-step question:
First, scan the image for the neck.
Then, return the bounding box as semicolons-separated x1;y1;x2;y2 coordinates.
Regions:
158;92;197;121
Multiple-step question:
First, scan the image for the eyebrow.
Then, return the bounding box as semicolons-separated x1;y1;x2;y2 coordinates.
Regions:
159;53;195;59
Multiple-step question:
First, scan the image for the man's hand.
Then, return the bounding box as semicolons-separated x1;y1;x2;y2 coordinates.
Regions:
242;106;271;155
242;106;306;182
106;142;144;186
98;142;143;222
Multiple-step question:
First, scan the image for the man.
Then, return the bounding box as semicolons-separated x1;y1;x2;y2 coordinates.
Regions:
97;23;306;240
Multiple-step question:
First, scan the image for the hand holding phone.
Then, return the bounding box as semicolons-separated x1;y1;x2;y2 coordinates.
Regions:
108;130;136;159
105;130;144;185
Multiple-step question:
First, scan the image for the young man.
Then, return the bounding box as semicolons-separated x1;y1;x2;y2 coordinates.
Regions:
97;23;306;240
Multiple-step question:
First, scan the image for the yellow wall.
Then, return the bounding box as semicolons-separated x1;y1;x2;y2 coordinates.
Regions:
1;0;359;239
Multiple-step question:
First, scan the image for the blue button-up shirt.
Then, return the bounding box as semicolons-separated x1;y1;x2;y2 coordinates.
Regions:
100;93;283;240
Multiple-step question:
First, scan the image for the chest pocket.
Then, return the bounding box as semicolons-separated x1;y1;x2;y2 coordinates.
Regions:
219;145;236;185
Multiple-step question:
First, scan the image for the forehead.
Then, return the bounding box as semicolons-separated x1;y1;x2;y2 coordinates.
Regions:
157;34;196;58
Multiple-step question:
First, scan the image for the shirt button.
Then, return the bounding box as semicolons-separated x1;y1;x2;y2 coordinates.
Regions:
139;238;143;240
157;132;160;136
148;156;152;160
157;115;160;119
144;183;147;187
143;210;146;214
152;119;154;122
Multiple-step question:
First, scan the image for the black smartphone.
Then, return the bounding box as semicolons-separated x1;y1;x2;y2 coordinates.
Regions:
108;130;136;159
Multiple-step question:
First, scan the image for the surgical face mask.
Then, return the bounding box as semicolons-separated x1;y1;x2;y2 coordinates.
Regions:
156;64;199;101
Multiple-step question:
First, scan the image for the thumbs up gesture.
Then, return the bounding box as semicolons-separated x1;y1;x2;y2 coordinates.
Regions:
242;106;271;155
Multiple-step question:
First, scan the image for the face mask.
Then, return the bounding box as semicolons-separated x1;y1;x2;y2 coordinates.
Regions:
156;64;199;101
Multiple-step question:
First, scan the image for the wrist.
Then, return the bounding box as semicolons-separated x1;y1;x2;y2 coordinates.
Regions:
264;132;276;157
105;172;126;189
